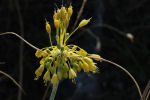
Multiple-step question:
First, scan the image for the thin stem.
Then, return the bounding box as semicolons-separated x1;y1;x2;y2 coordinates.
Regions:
42;83;51;100
142;80;150;100
0;32;47;54
48;33;53;47
59;22;64;47
49;83;59;100
101;58;143;100
62;28;66;45
146;90;150;100
14;0;24;99
0;70;25;94
65;54;143;99
72;0;87;30
64;26;79;44
56;28;59;45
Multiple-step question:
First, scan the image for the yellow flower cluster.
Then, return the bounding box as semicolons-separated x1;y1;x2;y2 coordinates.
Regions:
34;6;100;85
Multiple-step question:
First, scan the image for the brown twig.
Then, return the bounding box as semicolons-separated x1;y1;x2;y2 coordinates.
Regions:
68;55;143;99
146;90;150;100
42;83;51;100
100;58;143;100
0;70;25;94
14;0;24;99
0;32;47;54
72;0;87;29
92;24;134;42
141;80;150;100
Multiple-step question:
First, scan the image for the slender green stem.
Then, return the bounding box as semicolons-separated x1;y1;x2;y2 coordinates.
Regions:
48;33;53;47
64;26;79;44
62;28;66;45
60;23;63;47
56;28;59;45
49;83;59;100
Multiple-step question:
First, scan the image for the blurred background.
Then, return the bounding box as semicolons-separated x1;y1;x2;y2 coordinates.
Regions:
0;0;149;100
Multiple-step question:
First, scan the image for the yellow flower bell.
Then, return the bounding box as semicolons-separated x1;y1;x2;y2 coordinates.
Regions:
83;61;90;72
69;68;77;79
43;71;51;83
34;64;44;80
35;50;43;58
83;57;93;66
51;73;59;84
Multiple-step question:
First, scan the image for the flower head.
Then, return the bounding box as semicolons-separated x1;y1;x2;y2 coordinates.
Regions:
34;6;100;85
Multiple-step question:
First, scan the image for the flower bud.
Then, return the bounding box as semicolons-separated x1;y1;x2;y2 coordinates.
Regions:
78;18;91;28
79;61;83;69
43;71;50;83
54;19;61;28
89;65;97;71
64;63;69;71
35;50;42;58
82;61;89;72
83;57;93;66
72;62;79;68
73;68;77;73
40;58;45;64
57;71;62;80
68;5;73;18
53;10;58;20
51;73;59;84
61;7;67;19
77;65;81;72
64;15;69;27
34;64;44;80
90;54;101;61
46;21;51;34
78;49;87;56
69;68;77;79
57;9;61;19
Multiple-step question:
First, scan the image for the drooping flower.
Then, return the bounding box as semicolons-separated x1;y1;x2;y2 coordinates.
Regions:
69;68;77;79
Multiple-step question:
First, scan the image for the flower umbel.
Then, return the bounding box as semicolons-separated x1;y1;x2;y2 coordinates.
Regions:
34;6;100;85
